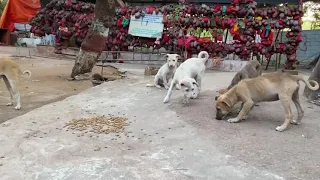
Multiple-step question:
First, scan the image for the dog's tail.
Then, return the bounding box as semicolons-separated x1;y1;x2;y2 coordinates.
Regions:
19;70;31;78
198;51;209;64
146;84;155;87
291;75;319;91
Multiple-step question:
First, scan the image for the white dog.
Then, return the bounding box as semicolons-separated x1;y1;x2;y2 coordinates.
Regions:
146;54;180;89
163;51;209;104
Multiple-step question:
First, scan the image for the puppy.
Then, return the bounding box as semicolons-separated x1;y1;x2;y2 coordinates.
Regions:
0;58;31;110
163;51;209;104
215;59;262;110
146;54;180;89
215;72;319;132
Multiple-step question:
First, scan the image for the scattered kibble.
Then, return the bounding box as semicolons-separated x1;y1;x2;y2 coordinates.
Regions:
64;115;129;135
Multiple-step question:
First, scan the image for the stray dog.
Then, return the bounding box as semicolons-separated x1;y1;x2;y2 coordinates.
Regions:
163;51;209;104
215;72;319;132
215;59;263;109
146;54;180;89
0;58;31;110
215;59;262;98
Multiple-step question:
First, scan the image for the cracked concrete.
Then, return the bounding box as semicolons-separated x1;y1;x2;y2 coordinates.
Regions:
0;64;320;180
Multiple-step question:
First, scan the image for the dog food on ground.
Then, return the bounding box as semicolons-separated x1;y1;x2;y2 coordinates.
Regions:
64;115;129;134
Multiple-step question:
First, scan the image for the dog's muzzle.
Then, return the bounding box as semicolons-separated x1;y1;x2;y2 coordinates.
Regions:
215;110;224;120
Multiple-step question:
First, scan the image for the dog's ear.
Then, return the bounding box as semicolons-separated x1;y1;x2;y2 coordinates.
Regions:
192;80;199;87
215;95;220;101
175;54;181;60
179;79;191;88
164;54;169;60
221;96;232;107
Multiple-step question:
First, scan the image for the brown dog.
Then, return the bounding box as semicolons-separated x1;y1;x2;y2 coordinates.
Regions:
215;72;319;132
0;58;31;110
215;59;262;110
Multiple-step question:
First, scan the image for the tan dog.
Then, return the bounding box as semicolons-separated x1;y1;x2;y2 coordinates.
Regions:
215;72;319;132
0;58;31;110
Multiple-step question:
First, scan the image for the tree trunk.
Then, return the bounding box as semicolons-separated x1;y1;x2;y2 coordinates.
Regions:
304;57;320;100
70;0;123;79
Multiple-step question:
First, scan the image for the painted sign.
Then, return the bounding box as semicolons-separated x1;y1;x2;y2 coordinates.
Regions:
128;14;164;38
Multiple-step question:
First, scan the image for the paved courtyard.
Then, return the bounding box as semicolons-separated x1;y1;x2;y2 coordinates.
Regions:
1;64;320;180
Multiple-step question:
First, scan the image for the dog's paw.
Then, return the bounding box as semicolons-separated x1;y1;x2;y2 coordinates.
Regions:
15;105;21;110
6;102;13;106
290;120;300;125
175;85;181;90
254;103;260;106
164;86;169;90
227;118;240;123
275;125;286;132
163;96;170;103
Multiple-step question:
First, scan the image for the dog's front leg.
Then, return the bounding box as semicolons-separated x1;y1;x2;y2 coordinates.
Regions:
228;101;254;123
163;81;176;103
237;102;244;114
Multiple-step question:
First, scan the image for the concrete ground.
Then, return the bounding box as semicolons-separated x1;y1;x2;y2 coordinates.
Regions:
1;64;320;180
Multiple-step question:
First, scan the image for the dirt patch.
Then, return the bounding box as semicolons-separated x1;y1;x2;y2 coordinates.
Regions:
0;57;121;123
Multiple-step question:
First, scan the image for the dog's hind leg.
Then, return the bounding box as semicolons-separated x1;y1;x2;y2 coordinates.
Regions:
291;88;304;125
9;70;21;110
154;75;162;89
162;74;170;89
195;76;202;97
276;94;294;132
3;76;14;106
10;80;21;110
